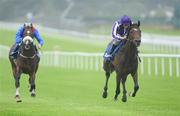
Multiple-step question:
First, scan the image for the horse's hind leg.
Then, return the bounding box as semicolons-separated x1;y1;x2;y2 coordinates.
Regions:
121;76;127;102
130;72;139;97
29;73;36;97
102;72;110;98
114;73;121;101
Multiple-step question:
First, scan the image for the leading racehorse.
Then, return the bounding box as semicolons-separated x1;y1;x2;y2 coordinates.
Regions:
9;27;40;102
102;21;141;102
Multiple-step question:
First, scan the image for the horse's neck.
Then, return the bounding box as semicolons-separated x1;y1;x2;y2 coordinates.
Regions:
23;34;34;38
20;46;36;56
123;41;137;62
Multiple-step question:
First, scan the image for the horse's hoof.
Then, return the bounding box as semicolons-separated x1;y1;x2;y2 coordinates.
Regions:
114;95;118;101
16;99;22;102
114;98;118;102
114;96;118;101
15;95;22;102
31;93;36;97
132;94;135;97
122;97;127;102
129;92;135;97
102;92;108;98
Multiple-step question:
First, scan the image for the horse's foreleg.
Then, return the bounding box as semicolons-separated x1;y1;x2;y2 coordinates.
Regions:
130;72;139;97
29;73;36;97
121;76;127;102
114;73;121;101
102;72;110;98
14;69;22;102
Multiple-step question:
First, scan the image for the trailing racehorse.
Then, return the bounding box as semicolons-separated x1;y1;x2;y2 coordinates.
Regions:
102;21;141;102
9;27;40;102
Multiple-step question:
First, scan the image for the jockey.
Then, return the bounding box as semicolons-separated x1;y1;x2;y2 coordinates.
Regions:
10;23;44;61
104;15;132;59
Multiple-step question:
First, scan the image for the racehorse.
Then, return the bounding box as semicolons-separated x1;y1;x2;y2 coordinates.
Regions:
9;27;40;102
102;21;141;102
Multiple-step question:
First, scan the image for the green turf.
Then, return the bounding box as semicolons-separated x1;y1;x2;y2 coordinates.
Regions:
141;26;180;36
1;29;179;54
0;29;107;52
1;26;180;116
89;25;180;36
0;59;180;116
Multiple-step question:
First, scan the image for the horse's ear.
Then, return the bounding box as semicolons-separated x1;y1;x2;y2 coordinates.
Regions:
138;20;140;27
130;21;132;26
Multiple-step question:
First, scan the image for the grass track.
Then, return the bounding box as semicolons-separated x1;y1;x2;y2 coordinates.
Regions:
0;29;180;116
0;29;106;52
0;59;180;116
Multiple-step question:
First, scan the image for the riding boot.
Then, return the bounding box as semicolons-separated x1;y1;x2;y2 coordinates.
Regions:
10;44;19;63
109;44;117;57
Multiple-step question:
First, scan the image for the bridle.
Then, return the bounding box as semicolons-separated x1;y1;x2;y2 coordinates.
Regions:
126;25;141;47
19;36;37;59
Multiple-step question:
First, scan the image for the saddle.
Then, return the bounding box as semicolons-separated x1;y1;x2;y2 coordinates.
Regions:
103;42;122;61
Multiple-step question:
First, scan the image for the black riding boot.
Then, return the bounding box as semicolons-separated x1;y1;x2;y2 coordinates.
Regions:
10;44;19;63
109;44;117;57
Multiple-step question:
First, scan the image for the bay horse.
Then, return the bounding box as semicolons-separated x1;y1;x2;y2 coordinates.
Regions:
9;26;40;102
102;21;141;102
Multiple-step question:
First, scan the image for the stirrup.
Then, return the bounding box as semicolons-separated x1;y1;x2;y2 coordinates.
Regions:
104;53;112;58
13;59;17;65
10;52;15;56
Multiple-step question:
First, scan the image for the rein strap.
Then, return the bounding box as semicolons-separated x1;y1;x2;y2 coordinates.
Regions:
20;53;36;59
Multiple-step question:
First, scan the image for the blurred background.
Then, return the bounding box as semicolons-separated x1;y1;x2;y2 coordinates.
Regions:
0;1;180;116
0;0;180;33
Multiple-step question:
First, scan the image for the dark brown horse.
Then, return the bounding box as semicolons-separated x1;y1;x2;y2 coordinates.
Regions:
9;26;40;102
102;21;141;102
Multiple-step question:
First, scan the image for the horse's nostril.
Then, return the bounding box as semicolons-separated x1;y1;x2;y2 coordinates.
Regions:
25;45;30;50
135;40;141;46
135;40;141;42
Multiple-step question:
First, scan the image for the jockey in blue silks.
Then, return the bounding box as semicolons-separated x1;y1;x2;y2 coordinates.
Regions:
104;15;132;60
10;23;44;61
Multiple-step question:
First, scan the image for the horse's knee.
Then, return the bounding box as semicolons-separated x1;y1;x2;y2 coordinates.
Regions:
105;72;110;78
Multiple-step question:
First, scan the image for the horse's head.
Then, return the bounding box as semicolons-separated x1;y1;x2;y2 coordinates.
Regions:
23;23;34;38
127;21;141;47
21;36;34;50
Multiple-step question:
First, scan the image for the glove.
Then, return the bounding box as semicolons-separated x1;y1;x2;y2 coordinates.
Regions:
120;35;127;40
38;44;41;49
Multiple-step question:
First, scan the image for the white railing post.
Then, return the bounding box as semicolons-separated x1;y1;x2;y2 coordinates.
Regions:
169;58;172;78
161;58;165;78
140;57;144;76
1;45;180;78
155;58;158;77
176;58;179;77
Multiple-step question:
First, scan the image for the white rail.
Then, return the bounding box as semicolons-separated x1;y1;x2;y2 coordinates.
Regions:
0;45;179;78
